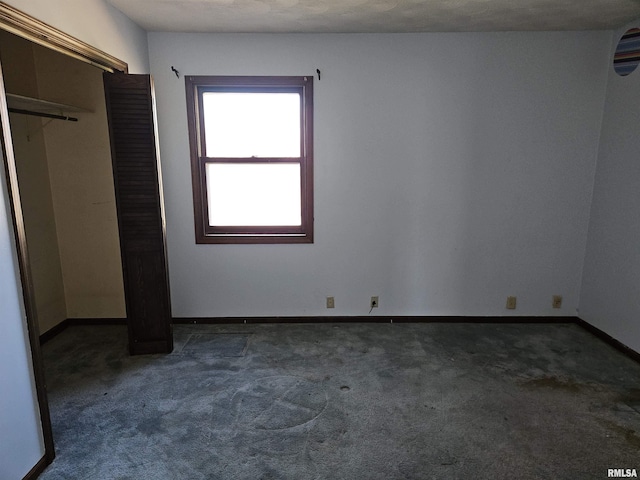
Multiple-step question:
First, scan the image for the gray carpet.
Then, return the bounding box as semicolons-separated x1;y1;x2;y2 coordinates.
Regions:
39;322;640;479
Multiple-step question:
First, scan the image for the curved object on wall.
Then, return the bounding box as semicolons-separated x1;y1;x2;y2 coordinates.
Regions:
614;27;640;76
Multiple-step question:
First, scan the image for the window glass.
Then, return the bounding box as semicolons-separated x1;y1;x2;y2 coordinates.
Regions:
206;163;301;226
202;92;301;157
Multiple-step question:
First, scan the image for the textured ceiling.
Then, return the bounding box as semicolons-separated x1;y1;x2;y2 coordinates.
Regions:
106;0;640;33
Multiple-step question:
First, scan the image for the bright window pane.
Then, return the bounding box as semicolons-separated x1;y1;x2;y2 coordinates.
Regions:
206;163;301;226
203;92;300;157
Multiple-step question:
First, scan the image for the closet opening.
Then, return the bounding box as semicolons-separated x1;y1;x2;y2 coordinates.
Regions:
0;4;134;471
0;27;127;465
1;6;172;471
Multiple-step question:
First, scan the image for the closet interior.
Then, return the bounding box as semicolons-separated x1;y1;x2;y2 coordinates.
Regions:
0;30;125;336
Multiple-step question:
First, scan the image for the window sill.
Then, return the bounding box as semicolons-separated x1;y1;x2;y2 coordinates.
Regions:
196;233;313;245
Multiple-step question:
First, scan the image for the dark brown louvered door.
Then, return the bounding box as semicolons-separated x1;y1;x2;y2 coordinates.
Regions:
103;72;173;355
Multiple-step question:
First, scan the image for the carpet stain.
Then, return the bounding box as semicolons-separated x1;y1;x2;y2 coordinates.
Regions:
440;456;457;466
521;375;584;393
617;388;640;414
625;388;640;399
618;388;640;403
598;419;640;448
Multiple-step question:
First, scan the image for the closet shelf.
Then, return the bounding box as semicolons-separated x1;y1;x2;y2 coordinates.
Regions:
6;93;91;122
6;93;90;113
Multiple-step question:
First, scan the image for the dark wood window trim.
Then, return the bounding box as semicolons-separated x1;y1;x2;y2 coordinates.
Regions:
185;75;314;244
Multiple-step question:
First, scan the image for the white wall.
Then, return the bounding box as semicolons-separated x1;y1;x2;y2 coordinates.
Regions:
580;23;640;353
149;31;610;318
4;0;149;73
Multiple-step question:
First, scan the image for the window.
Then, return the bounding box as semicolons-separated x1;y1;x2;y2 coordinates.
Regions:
185;76;314;244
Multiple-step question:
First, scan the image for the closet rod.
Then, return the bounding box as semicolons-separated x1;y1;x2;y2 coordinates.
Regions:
8;107;78;122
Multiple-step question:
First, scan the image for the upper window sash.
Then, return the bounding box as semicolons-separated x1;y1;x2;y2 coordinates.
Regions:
192;76;313;161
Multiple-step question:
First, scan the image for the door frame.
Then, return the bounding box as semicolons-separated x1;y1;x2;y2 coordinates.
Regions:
0;2;127;73
0;2;129;472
